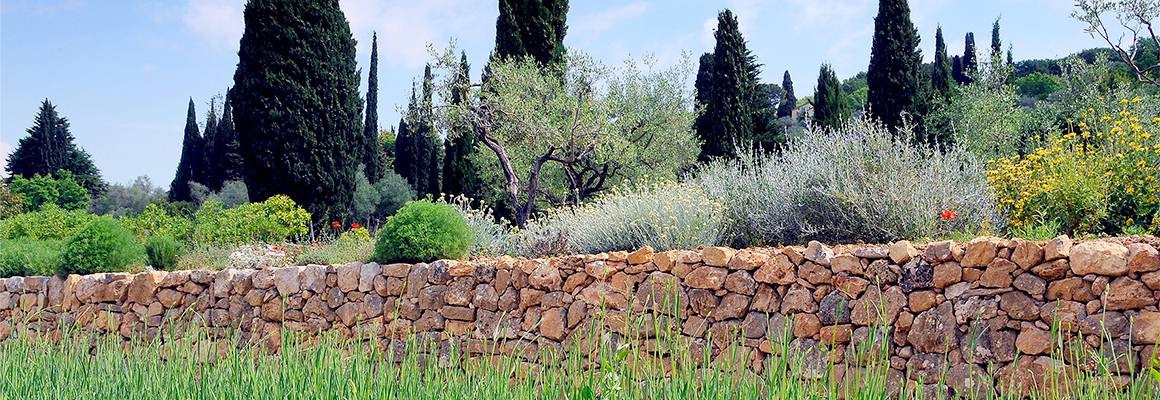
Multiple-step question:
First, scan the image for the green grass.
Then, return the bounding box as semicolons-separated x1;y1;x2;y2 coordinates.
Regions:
1;304;1158;399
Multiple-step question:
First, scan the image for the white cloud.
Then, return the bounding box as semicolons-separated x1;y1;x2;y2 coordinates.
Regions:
183;0;244;48
784;0;873;30
572;1;649;42
0;141;11;178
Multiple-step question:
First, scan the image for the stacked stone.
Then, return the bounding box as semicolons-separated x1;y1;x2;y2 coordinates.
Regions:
2;236;1160;398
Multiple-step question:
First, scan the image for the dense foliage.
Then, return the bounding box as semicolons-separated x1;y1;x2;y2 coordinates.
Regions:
6;100;105;195
231;0;363;220
371;200;472;263
0;238;63;277
8;172;89;212
58;218;145;275
145;235;182;271
867;0;923;132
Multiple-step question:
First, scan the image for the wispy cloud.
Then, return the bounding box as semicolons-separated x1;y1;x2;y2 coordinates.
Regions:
701;0;766;47
182;0;244;49
784;0;873;30
341;0;494;69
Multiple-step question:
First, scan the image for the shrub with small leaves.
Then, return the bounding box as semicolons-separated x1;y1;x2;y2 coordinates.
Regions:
58;218;145;275
0;238;64;277
0;204;97;240
372;200;473;263
145;235;182;271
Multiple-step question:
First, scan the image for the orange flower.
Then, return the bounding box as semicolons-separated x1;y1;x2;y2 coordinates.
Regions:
351;223;361;229
940;209;957;221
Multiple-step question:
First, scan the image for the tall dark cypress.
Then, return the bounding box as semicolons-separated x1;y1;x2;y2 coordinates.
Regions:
362;32;384;183
777;71;797;118
494;0;568;67
692;52;716;145
442;52;482;198
931;26;953;100
7;99;106;195
393;87;418;189
697;9;756;161
866;0;923;132
991;18;1002;62
813;64;849;131
951;55;964;84
213;93;244;187
170;99;201;202
961;32;978;84
231;0;364;220
419;65;440;198
198;99;218;188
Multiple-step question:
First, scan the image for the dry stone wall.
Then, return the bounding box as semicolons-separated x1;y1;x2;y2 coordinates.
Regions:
3;236;1160;397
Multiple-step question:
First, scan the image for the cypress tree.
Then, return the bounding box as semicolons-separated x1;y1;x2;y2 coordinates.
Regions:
866;0;923;132
442;52;482;199
991;18;1002;62
494;0;568;67
952;55;965;84
231;0;364;220
697;9;756;161
418;65;440;198
931;26;953;100
961;32;978;84
198;99;218;188
362;32;385;183
7;99;106;195
213;93;244;187
692;52;715;146
170;99;201;202
393;88;416;189
777;70;797;118
813;64;849;131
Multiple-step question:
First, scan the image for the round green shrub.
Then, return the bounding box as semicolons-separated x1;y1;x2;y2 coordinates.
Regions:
145;235;182;271
372;200;473;263
58;218;146;275
0;239;64;277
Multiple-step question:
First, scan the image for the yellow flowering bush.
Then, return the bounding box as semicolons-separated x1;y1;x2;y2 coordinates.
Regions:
987;98;1160;234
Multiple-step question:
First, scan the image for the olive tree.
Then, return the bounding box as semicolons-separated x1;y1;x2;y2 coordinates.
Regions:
1074;0;1160;87
432;46;699;227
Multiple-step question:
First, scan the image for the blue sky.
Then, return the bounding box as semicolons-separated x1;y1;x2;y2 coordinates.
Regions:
1;0;1106;186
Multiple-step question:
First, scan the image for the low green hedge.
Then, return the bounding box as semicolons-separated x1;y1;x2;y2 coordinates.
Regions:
372;200;473;263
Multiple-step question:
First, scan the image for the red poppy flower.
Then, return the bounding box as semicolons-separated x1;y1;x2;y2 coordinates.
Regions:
940;210;957;221
351;223;361;229
331;220;342;229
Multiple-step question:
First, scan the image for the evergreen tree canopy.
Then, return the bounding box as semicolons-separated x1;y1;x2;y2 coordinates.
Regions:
198;99;218;188
212;91;244;188
170;99;202;202
952;55;965;84
961;32;978;84
991;18;1002;60
777;70;797;118
6;99;106;196
866;0;923;132
696;9;757;161
419;65;441;198
393;90;417;189
441;52;482;199
231;0;364;220
813;63;849;130
932;26;954;99
494;0;568;67
362;32;385;183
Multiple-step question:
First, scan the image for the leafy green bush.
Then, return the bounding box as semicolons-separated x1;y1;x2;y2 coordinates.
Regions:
0;239;64;277
121;203;194;241
58;218;145;275
0;204;97;240
90;176;167;217
696;118;1004;245
191;195;310;245
145;235;182;271
8;172;89;212
518;180;727;256
372;200;473;263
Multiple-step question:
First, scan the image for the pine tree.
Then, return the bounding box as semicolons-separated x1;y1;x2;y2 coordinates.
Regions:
494;0;568;67
867;0;924;132
777;70;797;118
170;99;201;202
362;32;385;183
213;91;244;187
961;32;978;84
7;99;106;195
931;26;954;100
697;9;756;161
231;0;364;220
813;64;849;131
198;99;219;188
442;52;482;199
